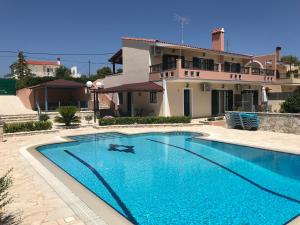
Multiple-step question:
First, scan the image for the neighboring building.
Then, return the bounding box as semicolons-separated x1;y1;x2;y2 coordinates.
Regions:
254;50;300;112
10;58;61;78
27;58;61;77
71;66;82;78
95;28;283;117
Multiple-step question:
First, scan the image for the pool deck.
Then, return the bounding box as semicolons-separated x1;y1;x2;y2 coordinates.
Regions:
1;125;300;225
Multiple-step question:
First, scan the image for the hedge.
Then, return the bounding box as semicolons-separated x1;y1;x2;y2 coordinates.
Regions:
99;116;191;126
3;121;52;133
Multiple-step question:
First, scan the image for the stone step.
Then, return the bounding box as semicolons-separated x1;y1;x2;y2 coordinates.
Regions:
0;114;39;123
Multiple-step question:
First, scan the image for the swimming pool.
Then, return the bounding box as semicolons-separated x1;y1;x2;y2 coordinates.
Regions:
37;132;300;225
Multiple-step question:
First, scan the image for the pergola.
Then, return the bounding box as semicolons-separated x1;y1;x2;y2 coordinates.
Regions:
29;79;87;111
92;81;164;117
108;49;122;74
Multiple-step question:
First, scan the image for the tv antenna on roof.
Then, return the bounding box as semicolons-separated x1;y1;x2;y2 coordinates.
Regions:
174;14;189;58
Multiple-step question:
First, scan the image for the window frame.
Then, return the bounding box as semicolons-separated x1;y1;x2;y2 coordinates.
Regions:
149;91;157;104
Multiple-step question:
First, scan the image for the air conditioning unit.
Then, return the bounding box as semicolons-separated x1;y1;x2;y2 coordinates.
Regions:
200;83;211;92
150;46;162;57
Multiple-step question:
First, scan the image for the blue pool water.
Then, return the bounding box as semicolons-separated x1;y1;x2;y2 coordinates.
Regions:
37;132;300;225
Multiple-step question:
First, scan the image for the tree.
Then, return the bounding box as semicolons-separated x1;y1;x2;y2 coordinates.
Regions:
11;51;32;79
55;66;71;79
280;92;300;113
281;55;299;72
117;68;123;74
95;66;112;79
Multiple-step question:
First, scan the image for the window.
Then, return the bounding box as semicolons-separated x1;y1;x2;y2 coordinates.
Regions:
118;92;123;104
150;92;157;103
162;54;185;70
224;62;241;73
192;57;214;71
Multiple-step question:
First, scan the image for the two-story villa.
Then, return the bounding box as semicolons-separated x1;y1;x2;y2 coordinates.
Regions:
96;28;280;117
10;58;61;78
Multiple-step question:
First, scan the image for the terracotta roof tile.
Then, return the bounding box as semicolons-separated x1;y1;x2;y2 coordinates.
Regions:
95;81;163;93
29;79;85;89
26;60;59;66
122;36;253;58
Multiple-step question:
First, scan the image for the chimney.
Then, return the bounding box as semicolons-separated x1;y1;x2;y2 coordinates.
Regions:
57;57;61;66
276;47;281;62
212;28;225;51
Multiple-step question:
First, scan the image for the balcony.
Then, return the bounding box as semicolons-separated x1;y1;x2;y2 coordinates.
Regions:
275;72;300;85
149;59;275;83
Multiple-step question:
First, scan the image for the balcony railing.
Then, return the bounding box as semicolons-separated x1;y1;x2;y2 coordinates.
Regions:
149;62;274;76
182;60;219;72
252;68;275;76
222;66;250;74
150;63;176;73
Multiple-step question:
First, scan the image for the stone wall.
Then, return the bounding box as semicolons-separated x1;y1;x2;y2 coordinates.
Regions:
227;112;300;134
256;112;300;134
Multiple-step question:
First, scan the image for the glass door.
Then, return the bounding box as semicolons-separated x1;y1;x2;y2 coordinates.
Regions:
184;89;191;116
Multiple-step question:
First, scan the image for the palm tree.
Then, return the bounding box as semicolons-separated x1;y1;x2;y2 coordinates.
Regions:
281;55;299;72
55;106;80;126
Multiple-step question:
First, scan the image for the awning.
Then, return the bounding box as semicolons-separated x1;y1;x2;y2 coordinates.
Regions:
94;81;163;93
29;79;86;89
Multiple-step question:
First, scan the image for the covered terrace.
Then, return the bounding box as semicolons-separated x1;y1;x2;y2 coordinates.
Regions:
93;81;164;116
29;79;88;111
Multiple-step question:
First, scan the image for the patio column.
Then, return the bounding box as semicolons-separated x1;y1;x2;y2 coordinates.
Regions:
44;87;48;112
112;63;116;74
162;79;170;116
86;88;90;109
130;92;133;117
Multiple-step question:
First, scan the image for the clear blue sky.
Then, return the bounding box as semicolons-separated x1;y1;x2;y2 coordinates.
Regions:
0;0;299;76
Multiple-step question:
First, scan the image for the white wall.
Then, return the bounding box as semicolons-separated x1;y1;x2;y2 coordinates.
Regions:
101;39;151;88
166;82;212;117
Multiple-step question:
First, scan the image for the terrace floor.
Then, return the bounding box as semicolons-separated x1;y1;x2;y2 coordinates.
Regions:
0;125;300;225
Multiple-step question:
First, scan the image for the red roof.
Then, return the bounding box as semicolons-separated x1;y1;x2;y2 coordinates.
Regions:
95;81;163;93
122;36;253;58
29;79;85;89
26;60;59;66
122;37;158;43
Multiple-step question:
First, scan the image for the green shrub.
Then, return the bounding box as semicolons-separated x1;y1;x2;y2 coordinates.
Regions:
55;106;80;126
280;92;300;113
39;114;50;121
99;116;191;126
3;121;52;133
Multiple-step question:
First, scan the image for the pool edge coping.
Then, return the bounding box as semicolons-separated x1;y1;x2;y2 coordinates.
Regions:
20;136;134;225
20;129;300;225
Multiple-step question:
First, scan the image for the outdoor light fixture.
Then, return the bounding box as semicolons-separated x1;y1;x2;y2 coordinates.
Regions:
86;81;93;88
86;80;102;123
96;81;104;89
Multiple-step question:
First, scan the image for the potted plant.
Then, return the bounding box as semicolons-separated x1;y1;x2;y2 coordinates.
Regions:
84;115;93;124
